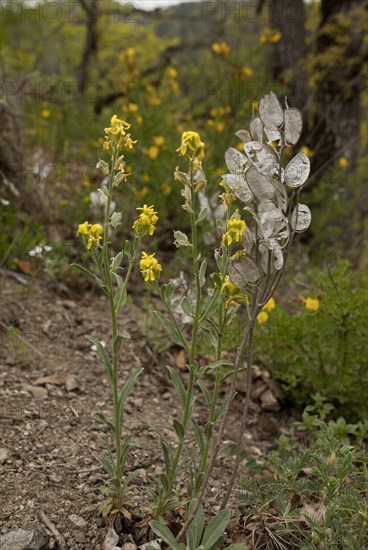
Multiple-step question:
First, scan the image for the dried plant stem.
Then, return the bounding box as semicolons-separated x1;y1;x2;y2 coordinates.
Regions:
220;317;256;508
177;320;251;542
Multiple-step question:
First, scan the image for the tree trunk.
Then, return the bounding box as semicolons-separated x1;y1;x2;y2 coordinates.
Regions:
76;0;99;104
267;0;307;111
309;0;365;177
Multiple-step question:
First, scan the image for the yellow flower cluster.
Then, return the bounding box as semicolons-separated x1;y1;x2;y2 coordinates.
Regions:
222;214;246;246
77;222;103;250
259;27;282;44
177;131;205;161
103;115;136;153
211;41;231;55
144;136;165;160
301;296;320;311
257;297;276;325
132;204;158;236
220;276;246;308
140;252;162;282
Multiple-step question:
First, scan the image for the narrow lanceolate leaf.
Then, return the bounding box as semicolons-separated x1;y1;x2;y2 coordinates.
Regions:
173;418;185;440
167;366;186;409
113;272;127;315
191;419;205;455
181;296;193;317
149;521;181;550
222;173;253;203
284;107;303;145
86;335;112;378
259;91;284;128
246;166;274;201
71;263;105;290
187;500;205;549
117;368;144;415
154;311;187;348
284;152;310;187
249;117;264;142
95;412;116;434
202;509;231;550
291;204;312;233
225;147;248;174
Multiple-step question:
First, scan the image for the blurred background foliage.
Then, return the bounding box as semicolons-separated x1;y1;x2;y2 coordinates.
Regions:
0;0;367;415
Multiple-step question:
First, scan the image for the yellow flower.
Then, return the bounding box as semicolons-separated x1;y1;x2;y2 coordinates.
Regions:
222;214;246;246
133;204;158;236
145;145;160;160
263;297;276;312
257;311;269;324
103;115;136;153
211;41;231;55
241;66;253;78
152;136;165;147
302;296;320;311
177;131;205;160
77;222;103;250
338;157;349;169
160;183;172;195
300;146;313;158
167;67;178;78
259;27;282;44
77;221;90;236
221;276;246;308
126;103;138;113
140;252;162;282
41;109;51;119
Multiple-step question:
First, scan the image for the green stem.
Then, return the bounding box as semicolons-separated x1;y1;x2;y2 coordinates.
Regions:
156;158;202;514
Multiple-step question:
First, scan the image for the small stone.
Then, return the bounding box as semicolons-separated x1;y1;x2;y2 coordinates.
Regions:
0;528;49;550
73;530;86;544
68;514;86;528
122;544;137;550
21;384;48;400
0;447;8;464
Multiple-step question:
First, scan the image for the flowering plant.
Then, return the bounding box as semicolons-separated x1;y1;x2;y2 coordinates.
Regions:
73;115;160;514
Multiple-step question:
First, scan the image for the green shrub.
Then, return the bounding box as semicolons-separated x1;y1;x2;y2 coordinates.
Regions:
238;417;368;549
254;260;368;421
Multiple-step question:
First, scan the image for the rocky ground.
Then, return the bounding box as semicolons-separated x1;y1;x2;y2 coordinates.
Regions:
0;269;297;549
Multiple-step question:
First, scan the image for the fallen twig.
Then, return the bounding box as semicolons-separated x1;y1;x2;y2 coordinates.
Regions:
37;510;68;550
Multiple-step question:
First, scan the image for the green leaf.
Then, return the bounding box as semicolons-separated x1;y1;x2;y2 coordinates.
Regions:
173;419;185;440
181;296;193;316
163;282;173;306
202;509;231;550
160;439;173;474
113;272;127;315
173;230;191;248
187;500;204;548
99;456;115;479
154;311;186;348
167;366;186;409
204;359;234;372
149;521;180;550
124;240;132;258
86;336;112;378
199;260;207;286
95;412;116;434
191;418;205;455
205;421;214;440
226;544;249;549
71;263;105;289
118;368;144;416
197;207;208;223
110;250;124;271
